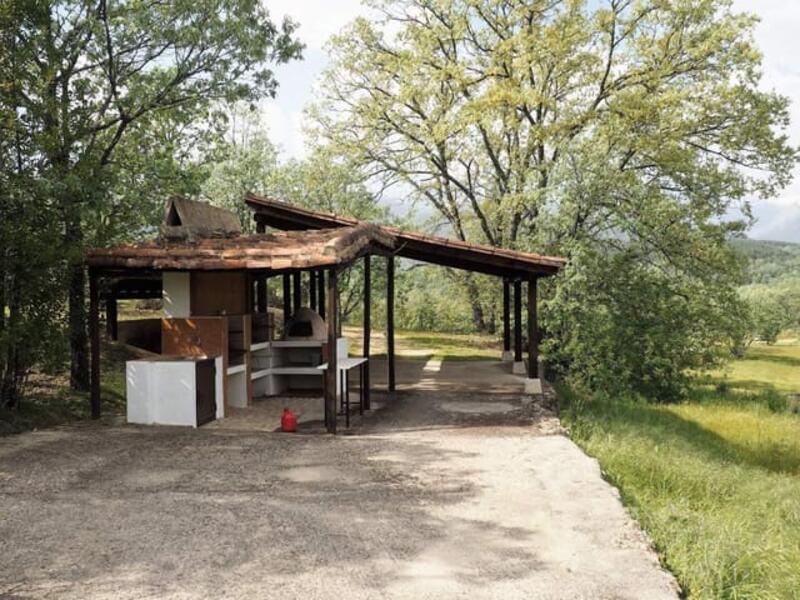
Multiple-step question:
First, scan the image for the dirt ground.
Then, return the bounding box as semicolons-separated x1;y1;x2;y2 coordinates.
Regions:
0;363;678;599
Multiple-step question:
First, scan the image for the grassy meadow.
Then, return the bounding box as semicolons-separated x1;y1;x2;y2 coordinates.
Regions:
0;342;131;435
344;326;501;361
562;341;800;599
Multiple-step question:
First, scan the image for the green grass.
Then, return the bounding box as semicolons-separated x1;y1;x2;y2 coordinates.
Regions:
0;341;130;435
705;343;800;394
562;343;800;599
344;326;501;361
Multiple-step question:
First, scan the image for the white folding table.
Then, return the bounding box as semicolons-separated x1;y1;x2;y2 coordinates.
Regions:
317;357;368;427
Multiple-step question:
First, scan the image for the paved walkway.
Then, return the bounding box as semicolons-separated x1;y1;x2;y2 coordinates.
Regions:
0;364;678;599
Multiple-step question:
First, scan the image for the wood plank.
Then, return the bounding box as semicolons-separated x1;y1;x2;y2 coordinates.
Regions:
310;269;317;311
255;219;268;313
293;271;301;312
387;255;396;392
318;270;326;320
514;279;522;363
363;255;371;410
89;269;101;419
528;278;539;378
106;295;118;341
190;271;248;316
503;278;510;353
325;268;338;434
282;274;291;321
162;317;229;409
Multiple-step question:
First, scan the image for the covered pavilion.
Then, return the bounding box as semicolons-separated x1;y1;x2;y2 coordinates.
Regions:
86;196;565;433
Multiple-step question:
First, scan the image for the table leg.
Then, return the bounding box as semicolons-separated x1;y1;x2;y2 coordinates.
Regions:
359;364;364;415
339;370;344;415
365;360;370;411
345;370;350;428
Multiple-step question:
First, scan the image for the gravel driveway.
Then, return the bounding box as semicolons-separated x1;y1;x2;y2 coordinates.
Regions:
0;388;678;599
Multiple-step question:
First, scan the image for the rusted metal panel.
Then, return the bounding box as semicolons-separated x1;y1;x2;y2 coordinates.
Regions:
162;317;229;410
190;271;248;316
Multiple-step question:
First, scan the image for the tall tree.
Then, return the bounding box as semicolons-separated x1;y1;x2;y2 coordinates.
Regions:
1;2;68;406
268;148;393;321
202;104;280;229
312;0;796;397
4;0;302;390
315;0;793;247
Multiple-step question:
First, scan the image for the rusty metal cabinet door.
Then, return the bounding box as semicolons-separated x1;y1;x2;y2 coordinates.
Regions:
195;359;217;426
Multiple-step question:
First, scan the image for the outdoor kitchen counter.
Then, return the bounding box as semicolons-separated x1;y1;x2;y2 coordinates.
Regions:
126;355;224;426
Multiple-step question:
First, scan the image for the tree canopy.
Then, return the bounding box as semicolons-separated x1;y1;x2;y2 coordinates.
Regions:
312;0;796;399
1;0;302;403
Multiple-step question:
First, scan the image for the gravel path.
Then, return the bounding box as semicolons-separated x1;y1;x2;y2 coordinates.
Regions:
0;388;679;599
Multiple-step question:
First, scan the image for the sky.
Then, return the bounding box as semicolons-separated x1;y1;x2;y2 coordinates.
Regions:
261;0;800;243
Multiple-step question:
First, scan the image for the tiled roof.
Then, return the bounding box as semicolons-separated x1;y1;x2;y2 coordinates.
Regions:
245;194;566;277
87;224;394;271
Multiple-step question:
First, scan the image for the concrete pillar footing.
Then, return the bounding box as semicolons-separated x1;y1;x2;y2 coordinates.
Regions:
524;378;543;395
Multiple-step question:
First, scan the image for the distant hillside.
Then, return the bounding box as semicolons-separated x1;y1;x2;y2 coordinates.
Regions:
731;238;800;284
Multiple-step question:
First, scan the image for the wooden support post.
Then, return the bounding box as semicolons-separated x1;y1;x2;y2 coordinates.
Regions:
292;271;302;312
336;270;342;337
106;294;118;341
502;279;511;356
528;277;539;379
89;269;101;419
310;269;317;311
282;274;291;321
318;270;326;320
325;268;338;434
255;275;266;314
256;223;267;313
363;255;371;410
513;279;523;363
387;255;396;392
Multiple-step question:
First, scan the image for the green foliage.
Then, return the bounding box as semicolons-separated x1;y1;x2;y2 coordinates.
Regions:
561;340;800;597
732;238;800;285
202;104;279;229
1;0;301;396
269;147;393;321
546;245;748;401
561;341;800;598
313;0;797;400
0;182;69;408
0;341;131;434
740;280;800;344
394;266;493;333
345;326;501;361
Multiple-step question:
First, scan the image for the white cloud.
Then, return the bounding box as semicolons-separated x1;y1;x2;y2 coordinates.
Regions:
261;1;367;159
732;1;800;241
266;0;365;49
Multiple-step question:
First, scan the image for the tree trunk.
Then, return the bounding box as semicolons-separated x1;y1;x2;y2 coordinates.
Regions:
66;211;88;391
69;263;89;390
0;247;6;404
463;274;487;332
1;276;22;409
486;304;496;335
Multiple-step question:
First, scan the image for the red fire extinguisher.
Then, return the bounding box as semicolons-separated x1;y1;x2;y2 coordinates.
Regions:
281;408;297;433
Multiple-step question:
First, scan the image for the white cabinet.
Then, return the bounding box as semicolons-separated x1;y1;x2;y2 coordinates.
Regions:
126;356;223;426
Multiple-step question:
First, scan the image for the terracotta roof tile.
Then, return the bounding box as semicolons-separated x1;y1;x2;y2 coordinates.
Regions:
87;224;394;271
245;194;566;276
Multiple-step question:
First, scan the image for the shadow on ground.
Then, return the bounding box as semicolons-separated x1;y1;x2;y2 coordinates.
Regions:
0;402;543;598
